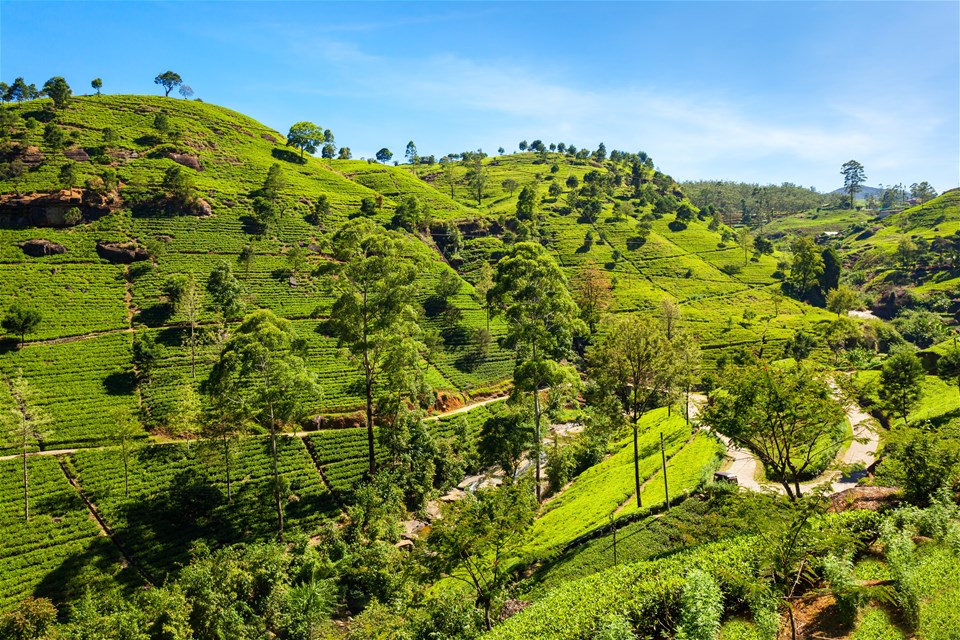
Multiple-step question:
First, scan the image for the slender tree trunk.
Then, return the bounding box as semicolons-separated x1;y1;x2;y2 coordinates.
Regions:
633;423;642;509
533;386;542;503
122;438;129;497
22;436;29;522
189;314;196;380
363;297;376;476
660;431;669;510
223;433;232;502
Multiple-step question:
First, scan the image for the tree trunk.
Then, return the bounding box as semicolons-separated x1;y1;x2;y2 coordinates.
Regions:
223;434;232;502
267;396;284;540
122;439;129;497
660;431;670;510
533;387;542;503
363;296;376;477
633;423;642;509
22;440;29;522
189;317;196;379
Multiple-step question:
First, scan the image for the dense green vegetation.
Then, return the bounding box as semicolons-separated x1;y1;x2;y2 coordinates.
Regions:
0;89;957;639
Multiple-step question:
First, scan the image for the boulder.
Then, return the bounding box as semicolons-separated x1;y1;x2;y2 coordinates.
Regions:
21;239;66;257
261;133;278;143
96;241;149;264
162;151;202;171
64;147;91;163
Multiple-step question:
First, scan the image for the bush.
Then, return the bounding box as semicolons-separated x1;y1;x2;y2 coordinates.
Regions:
675;569;723;640
594;614;635;640
821;555;865;628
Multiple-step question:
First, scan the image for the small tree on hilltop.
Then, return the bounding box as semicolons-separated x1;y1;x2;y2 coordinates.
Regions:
178;84;194;100
841;160;866;209
91;78;102;96
154;71;183;97
2;303;42;348
42;77;71;109
910;182;937;209
375;148;393;164
286;121;323;161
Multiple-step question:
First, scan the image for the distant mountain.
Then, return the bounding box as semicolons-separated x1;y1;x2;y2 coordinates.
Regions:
830;185;883;199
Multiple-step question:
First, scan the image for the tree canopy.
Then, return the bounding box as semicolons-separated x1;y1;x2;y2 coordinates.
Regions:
154;71;183;97
286;121;324;161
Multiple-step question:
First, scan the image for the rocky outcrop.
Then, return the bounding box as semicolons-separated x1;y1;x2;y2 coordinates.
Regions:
64;147;91;163
96;241;150;264
162;151;202;171
21;239;67;257
0;189;120;227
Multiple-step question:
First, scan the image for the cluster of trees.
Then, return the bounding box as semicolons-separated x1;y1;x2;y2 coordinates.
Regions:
0;76;72;110
153;71;193;99
683;180;823;225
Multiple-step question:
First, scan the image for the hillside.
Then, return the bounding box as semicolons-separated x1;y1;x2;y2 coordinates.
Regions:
1;94;958;640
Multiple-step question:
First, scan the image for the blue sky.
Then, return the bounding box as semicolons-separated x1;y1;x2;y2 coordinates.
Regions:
2;1;957;192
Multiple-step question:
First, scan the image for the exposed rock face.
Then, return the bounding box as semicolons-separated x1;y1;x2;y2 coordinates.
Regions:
191;198;213;216
96;241;150;264
0;189;120;227
162;151;202;171
261;133;278;143
21;239;67;257
64;147;91;163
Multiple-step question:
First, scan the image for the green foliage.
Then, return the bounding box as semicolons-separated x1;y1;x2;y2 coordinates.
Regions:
42;76;71;109
2;303;42;347
286;121;323;161
675;569;723;640
879;350;925;425
154;70;183;96
893;309;946;348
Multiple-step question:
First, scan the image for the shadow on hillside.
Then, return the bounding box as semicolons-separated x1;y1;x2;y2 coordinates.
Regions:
271;148;303;164
626;236;647;250
135;303;175;327
103;371;137;396
31;537;143;616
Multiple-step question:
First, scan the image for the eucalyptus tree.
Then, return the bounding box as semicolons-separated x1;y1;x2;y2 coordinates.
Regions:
489;242;583;501
4;371;51;521
205;310;318;539
326;219;423;475
587;314;676;508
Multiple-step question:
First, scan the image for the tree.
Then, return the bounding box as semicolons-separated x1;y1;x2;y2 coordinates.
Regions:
375;148;393;163
435;268;461;304
489;242;582;501
3;371;51;521
570;260;612;334
826;284;858;317
59;161;78;190
472;261;494;331
937;346;960;400
237;244;255;274
785;330;816;361
427;481;536;629
788;235;824;300
206;260;245;325
440;159;459;197
404;140;418;167
42;122;65;154
910;182;937;208
154;71;183;97
465;153;487;205
111;409;142;498
91;78;102;96
178;84;194;100
2;303;42;347
327;219;422;475
286;122;323;161
819;246;841;294
879;350;924;426
700;362;845;500
42;76;71;109
840;160;866;209
165;274;202;378
478;407;533;478
515;185;537;220
338;146;351;160
205;310;318;539
262;163;286;201
391;195;424;232
162;165;193;204
588;314;675;508
501;178;519;195
737;227;751;265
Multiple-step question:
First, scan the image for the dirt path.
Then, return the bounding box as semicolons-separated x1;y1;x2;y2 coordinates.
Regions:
694;388;880;496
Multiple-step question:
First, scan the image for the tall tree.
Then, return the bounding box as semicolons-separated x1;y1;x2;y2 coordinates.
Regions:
91;78;102;96
326;219;421;475
587;314;675;508
910;182;937;208
788;235;824;301
472;261;495;331
700;362;845;500
2;302;42;348
440;159;459;198
375;148;393;163
427;480;536;630
489;242;583;501
205;310;318;539
515;185;537;220
41;77;71;109
570;260;613;334
879;350;924;426
404;140;418;167
206;261;245;328
3;371;51;521
154;71;182;97
840;160;866;209
164;274;202;378
464;153;487;205
111;409;142;498
286;122;323;161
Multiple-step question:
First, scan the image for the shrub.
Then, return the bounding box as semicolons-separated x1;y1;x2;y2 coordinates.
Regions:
675;569;723;640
